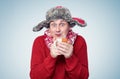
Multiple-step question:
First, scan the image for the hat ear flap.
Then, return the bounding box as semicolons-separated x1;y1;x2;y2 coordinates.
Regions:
33;20;49;32
69;19;76;27
72;17;87;27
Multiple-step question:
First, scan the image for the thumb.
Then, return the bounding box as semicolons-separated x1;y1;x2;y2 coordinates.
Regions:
67;40;72;45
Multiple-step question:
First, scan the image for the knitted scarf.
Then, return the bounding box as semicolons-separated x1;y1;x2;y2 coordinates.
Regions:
44;30;77;48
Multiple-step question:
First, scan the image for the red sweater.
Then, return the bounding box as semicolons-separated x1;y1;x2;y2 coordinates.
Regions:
30;35;89;79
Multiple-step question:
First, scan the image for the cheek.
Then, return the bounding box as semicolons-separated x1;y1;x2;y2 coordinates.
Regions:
49;28;56;35
62;27;70;35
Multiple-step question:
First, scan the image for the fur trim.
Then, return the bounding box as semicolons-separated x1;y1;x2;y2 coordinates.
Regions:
46;6;72;22
33;20;49;32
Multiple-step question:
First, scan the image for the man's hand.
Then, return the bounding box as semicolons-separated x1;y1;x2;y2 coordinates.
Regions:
50;43;61;58
57;42;73;58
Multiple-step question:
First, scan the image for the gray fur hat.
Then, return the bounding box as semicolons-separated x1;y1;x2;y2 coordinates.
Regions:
33;6;87;32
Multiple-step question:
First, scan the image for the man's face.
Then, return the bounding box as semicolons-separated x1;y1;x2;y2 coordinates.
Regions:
49;19;70;39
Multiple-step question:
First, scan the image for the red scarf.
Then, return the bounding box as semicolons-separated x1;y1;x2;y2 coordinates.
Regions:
44;30;77;48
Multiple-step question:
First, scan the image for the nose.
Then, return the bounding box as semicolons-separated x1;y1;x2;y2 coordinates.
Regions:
56;26;60;32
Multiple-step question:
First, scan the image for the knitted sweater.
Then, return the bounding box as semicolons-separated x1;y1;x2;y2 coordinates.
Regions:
30;35;89;79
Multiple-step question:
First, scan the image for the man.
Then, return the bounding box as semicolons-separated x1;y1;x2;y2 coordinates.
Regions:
30;6;89;79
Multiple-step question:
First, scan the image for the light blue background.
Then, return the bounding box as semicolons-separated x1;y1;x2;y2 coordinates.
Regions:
0;0;120;79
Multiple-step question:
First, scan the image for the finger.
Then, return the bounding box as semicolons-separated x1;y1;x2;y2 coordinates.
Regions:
56;52;61;55
59;42;72;48
57;42;68;48
57;46;67;53
57;49;65;55
57;44;68;51
58;43;72;50
59;42;68;46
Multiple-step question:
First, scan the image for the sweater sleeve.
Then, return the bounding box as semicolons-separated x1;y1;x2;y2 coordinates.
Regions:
30;36;57;79
65;36;89;79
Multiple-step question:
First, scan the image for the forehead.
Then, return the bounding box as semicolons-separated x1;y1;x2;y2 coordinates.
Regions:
50;19;67;23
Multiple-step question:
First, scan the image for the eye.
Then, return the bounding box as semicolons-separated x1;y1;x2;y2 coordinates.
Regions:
60;23;66;27
50;23;57;27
